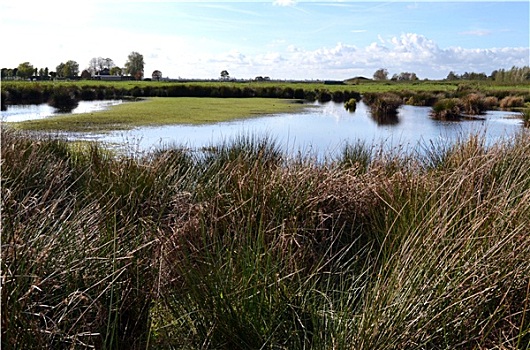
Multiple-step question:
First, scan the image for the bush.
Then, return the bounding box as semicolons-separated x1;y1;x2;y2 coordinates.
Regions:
363;92;402;121
80;86;97;100
1;90;6;111
318;90;332;102
483;95;499;109
499;95;525;109
461;93;487;115
404;91;439;106
48;86;79;112
431;98;462;120
344;98;357;112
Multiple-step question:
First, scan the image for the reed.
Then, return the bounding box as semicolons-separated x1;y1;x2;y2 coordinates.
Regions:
363;92;402;114
500;95;526;109
2;126;529;349
344;98;357;112
431;98;462;120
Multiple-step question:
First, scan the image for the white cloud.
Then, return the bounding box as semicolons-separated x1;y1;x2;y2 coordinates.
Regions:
460;30;492;36
272;0;297;7
218;33;529;80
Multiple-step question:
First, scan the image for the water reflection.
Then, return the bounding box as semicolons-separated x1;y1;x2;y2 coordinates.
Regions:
70;101;523;159
52;100;79;113
0;100;123;122
369;111;399;125
2;100;523;160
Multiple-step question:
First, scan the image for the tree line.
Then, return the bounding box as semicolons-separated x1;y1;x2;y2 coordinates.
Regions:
1;52;152;81
446;66;530;83
372;66;530;83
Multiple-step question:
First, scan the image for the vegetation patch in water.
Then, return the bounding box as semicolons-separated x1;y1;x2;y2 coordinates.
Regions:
11;97;308;132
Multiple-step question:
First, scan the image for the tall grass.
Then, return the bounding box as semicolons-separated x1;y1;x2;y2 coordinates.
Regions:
2;126;529;349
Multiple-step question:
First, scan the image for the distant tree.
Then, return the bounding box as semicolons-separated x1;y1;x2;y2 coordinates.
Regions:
56;60;79;78
373;68;388;81
56;63;65;78
124;51;144;80
110;67;122;76
44;67;49;77
49;71;57;79
13;68;18;79
152;70;162;81
220;70;230;80
16;62;34;80
446;71;459;80
1;68;7;79
89;57;115;75
4;68;14;79
392;72;418;81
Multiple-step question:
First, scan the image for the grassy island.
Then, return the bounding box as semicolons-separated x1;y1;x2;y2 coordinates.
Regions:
13;97;308;132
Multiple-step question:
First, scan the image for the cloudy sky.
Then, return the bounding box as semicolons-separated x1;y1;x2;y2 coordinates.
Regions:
1;0;528;80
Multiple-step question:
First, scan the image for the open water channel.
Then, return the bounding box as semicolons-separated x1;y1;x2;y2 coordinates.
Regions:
1;99;524;159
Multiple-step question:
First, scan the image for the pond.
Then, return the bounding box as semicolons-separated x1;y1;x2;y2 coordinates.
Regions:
70;101;524;159
1;100;524;159
0;100;123;122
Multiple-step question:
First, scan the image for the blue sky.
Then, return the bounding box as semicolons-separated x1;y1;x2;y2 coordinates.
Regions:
1;0;528;80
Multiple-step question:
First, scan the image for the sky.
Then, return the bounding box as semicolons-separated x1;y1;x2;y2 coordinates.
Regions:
1;0;529;80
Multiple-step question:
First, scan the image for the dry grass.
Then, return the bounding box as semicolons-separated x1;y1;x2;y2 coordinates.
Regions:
2;127;529;349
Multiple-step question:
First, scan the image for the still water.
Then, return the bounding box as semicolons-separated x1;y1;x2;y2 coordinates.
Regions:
1;100;524;159
80;101;523;158
1;100;123;122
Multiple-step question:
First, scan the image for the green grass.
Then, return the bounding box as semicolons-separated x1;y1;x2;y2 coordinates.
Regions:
12;97;308;132
2;127;529;349
3;79;528;95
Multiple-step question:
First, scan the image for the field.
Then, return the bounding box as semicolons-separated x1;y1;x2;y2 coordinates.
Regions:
2;127;529;349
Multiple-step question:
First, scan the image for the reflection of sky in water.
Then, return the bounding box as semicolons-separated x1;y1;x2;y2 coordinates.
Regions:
2;100;524;159
1;100;123;122
93;102;523;158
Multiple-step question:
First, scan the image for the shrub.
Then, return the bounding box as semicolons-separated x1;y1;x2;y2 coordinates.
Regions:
1;90;6;111
48;86;79;112
80;86;97;100
499;95;525;109
461;93;487;115
483;95;499;109
363;92;402;123
431;98;462;120
404;91;439;106
318;90;332;102
344;98;357;112
332;90;345;102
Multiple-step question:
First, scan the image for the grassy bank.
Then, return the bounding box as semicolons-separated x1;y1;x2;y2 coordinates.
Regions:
13;97;309;132
2;127;529;349
3;80;529;106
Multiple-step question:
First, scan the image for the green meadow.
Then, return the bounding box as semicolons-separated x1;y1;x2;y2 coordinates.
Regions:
15;97;308;132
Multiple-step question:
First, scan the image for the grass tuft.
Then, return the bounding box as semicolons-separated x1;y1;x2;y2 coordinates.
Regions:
2;126;529;349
